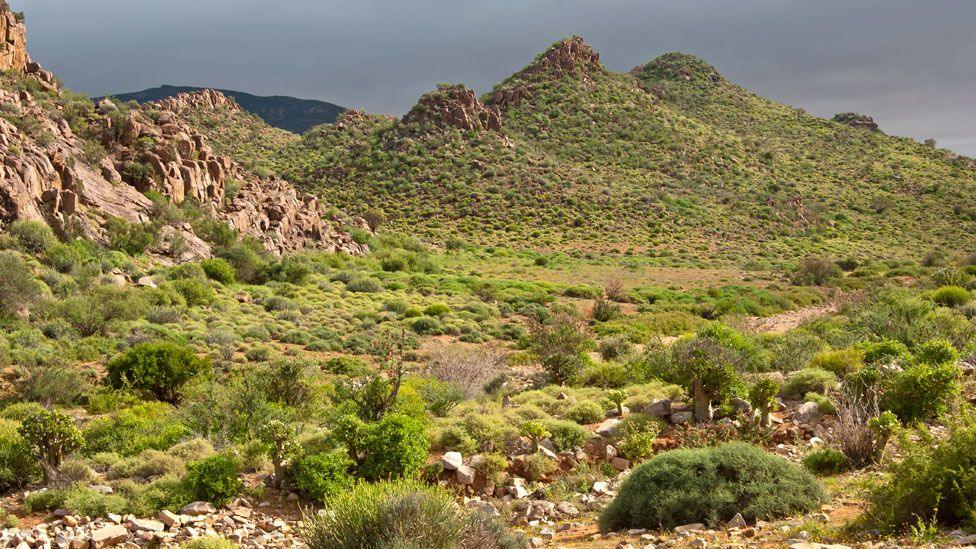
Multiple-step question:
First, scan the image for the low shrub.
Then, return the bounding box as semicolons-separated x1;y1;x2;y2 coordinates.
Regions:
932;285;971;307
565;401;604;424
545;420;590;452
868;411;976;533
808;348;863;376
580;362;629;388
521;453;556;482
181;537;237;549
183;453;242;506
107;342;210;403
200;259;236;285
782;368;839;399
882;363;961;423
291;450;354;503
599;442;826;531
802;448;849;476
298;480;524;549
342;414;429;481
9;220;57;254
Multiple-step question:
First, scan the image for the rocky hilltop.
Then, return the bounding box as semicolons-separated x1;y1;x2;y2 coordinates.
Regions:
0;6;365;260
0;2;25;74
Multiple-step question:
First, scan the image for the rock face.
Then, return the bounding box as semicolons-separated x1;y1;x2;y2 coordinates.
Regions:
832;112;880;131
0;4;26;74
401;84;502;134
488;36;604;112
0;4;366;259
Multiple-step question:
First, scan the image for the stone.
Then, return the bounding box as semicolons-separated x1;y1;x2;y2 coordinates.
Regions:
158;510;181;527
128;518;164;532
135;276;156;288
730;397;752;415
595;418;621;437
643;399;671;418
674;523;705;534
727;513;747;529
90;525;127;548
456;465;476;485
180;501;216;516
796;402;821;425
611;457;630;471
442;451;463;471
555;502;580;517
670;411;694;425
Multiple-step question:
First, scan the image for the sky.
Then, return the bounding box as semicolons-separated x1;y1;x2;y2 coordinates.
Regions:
16;0;976;155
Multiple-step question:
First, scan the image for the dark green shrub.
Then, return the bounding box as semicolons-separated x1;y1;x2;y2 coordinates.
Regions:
291;450;354;503
200;259;236;284
598;337;632;361
411;378;465;417
599;442;826;531
0;423;40;490
342;413;429;481
104;217;157;255
792;258;841;286
265;257;311;285
802;448;849;476
183;452;242;506
545;419;590;452
171;278;215;307
580;362;629;388
913;338;959;366
932;285;971;307
410;316;443;335
782;368;839;399
423;303;451;317
808;348;863;376
9;221;57;254
107;341;210;403
869;412;976;533
616;415;662;462
529;313;592;385
298;480;524;549
857;339;910;365
882;363;960;423
82;402;189;456
0;252;44;316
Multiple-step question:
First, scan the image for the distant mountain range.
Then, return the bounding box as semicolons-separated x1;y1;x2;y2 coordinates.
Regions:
100;85;345;134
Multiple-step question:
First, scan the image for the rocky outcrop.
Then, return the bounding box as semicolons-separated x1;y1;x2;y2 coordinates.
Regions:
832;112;880;131
487;36;603;112
401;84;502;134
0;4;25;73
0;3;366;259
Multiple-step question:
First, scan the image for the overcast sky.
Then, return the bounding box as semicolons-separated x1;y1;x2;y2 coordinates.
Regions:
16;0;976;155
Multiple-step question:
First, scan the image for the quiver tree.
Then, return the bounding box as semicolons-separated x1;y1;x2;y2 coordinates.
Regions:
259;419;299;488
18;409;83;484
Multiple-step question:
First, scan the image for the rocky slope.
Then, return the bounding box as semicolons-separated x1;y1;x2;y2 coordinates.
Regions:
105;84;345;134
0;6;365;260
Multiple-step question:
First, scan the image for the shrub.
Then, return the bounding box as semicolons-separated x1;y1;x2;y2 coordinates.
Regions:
183;453;242;506
104;217;157;255
411;378;465;417
932;285;971;307
545;420;590;452
565;401;604;424
748;377;781;427
616;416;662;462
298;480;523;549
291;450;354;503
792;258;841;286
868;411;976;533
808;348;863;376
0;424;40;490
107;342;210;403
200;259;236;284
410;316;443;335
831;387;898;468
346;277;382;293
0;252;44;316
668;336;743;422
857;339;910;365
580;362;629;388
599;442;826;531
913;338;959;366
172;278;215;307
426;343;505;398
18;409;83;483
347;413;429;481
882;363;960;423
529;313;592;385
9;220;57;254
522;453;556;482
423;303;451;317
598;337;632;361
83;402;189;457
782;368;839;399
802;448;849;476
182;538;238;549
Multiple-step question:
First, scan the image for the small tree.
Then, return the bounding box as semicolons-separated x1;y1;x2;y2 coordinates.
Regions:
670;338;742;423
748;377;781;427
528;313;592;385
18;409;83;484
608;390;626;416
107;341;210;403
259;420;299;489
520;420;550;453
362;208;386;232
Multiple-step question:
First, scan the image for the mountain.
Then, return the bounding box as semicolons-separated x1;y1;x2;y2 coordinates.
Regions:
103;84;345;134
0;7;366;260
246;36;976;267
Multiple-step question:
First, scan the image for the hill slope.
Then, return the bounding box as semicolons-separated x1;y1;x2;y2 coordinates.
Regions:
261;37;975;267
104;84;345;133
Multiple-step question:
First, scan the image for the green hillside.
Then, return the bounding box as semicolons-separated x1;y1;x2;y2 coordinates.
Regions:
263;37;975;268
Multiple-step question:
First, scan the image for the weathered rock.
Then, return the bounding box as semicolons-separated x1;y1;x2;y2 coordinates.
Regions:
610;456;630;471
441;451;463;471
727;513;747;529
643;398;671;418
594;418;621;437
89;525;127;548
555;502;580;517
674;523;705;534
796;401;821;425
180;501;216;516
671;411;694;425
832;112;879;131
401;84;502;134
456;465;476;485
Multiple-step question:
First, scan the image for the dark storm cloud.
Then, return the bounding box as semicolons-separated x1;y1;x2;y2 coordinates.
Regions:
18;0;976;154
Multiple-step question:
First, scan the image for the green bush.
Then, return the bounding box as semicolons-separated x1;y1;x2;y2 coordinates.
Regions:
522;453;556;482
802;448;849;476
411;378;464;417
346;277;382;293
545;420;590;452
183;452;242;506
913;338;959;366
0;421;40;490
9;221;57;254
298;480;523;549
291;450;354;503
172;278;215;307
0;252;44;316
565;401;604;424
410;316;443;335
83;403;189;457
599;442;826;531
869;412;976;533
882;363;961;423
616;415;662;462
580;362;629;388
808;348;863;376
200;259;236;284
18;409;84;483
104;217;157;255
857;339;910;365
353;413;429;481
782;368;839;399
107;342;210;403
932;285;971;307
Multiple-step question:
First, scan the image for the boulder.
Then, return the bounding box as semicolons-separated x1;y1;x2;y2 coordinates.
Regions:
441;451;463;471
643;398;672;418
671;411;694;425
594;418;621;437
796;401;821;425
180;501;216;516
89;525;127;548
456;465;476;485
